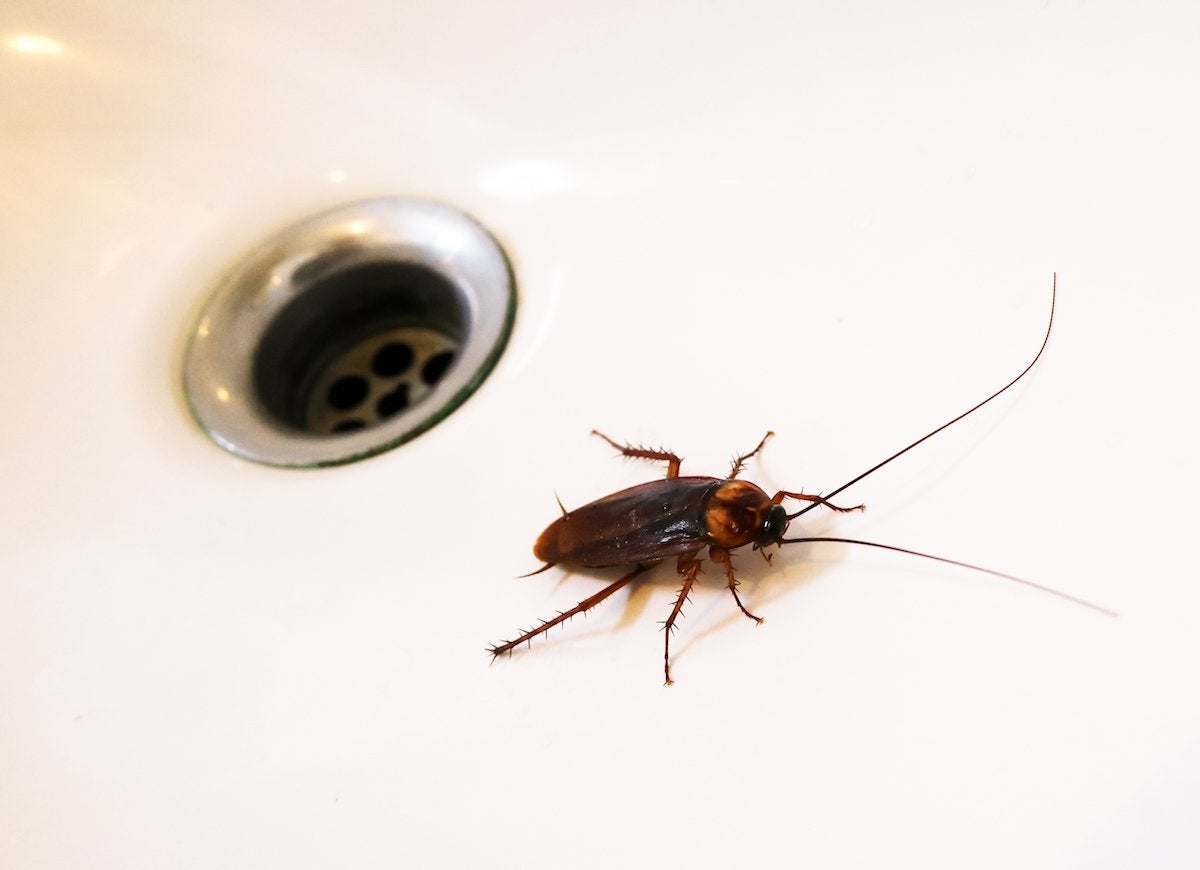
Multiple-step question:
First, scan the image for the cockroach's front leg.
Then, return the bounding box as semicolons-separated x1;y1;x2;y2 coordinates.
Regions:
591;430;682;479
728;431;775;479
772;490;866;513
489;564;652;659
661;552;703;685
709;547;763;624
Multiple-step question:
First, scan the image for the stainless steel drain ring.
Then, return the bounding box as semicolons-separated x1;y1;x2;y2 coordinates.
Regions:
182;197;516;467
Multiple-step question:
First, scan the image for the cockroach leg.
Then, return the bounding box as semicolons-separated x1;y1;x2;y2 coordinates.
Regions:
661;553;703;684
489;564;651;659
591;430;682;479
772;490;865;514
728;431;775;479
709;547;763;624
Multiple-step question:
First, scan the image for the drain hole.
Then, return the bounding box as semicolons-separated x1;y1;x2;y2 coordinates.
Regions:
376;383;411;419
372;342;415;377
327;375;369;411
421;350;455;386
254;262;465;434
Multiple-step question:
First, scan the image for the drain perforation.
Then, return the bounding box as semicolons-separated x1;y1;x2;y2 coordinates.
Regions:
306;326;458;435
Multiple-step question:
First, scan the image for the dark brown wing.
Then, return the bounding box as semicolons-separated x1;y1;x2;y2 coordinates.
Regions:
534;477;720;568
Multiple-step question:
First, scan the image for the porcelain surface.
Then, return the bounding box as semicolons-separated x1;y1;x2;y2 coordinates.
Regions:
4;3;1199;867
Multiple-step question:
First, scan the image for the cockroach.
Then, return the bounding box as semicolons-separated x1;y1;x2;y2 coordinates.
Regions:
488;276;1114;684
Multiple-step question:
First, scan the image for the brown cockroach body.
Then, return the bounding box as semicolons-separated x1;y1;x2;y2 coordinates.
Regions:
489;277;1114;684
532;450;853;573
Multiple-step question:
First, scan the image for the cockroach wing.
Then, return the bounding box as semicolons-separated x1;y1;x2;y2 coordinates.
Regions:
534;476;721;568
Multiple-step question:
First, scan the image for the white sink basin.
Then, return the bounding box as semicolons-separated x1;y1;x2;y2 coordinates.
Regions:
4;3;1198;867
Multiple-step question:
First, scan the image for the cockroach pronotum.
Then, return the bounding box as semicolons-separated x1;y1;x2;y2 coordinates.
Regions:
488;276;1115;684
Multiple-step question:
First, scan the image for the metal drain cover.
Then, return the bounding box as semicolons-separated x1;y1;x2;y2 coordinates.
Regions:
307;327;458;434
182;197;516;467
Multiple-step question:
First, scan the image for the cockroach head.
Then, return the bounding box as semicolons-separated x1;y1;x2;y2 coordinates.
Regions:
757;503;789;548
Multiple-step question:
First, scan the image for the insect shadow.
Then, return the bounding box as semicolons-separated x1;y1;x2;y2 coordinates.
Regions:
549;523;845;649
488;276;1115;684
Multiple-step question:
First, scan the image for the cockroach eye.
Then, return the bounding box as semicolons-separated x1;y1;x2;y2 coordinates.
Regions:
758;504;788;547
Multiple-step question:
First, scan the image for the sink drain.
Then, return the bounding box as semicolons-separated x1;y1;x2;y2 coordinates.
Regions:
306;326;458;435
183;198;516;467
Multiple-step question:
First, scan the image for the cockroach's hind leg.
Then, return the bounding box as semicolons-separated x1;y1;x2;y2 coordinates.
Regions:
488;564;651;660
729;431;775;479
710;547;763;624
773;490;866;514
660;553;703;685
516;562;557;579
591;430;682;479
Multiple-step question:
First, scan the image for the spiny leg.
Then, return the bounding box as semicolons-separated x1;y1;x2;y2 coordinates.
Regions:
773;490;866;514
709;546;763;624
729;431;775;479
489;564;651;658
591;430;682;479
661;553;703;685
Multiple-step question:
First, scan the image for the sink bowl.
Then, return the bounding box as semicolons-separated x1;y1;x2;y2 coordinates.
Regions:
4;3;1198;867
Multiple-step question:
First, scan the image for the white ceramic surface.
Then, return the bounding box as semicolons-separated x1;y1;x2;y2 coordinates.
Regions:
4;3;1198;868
